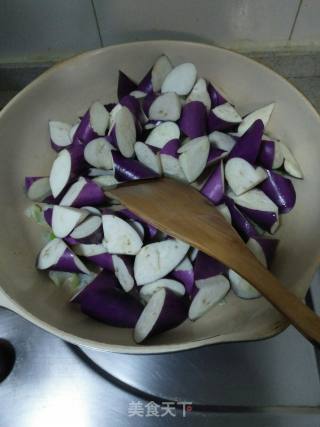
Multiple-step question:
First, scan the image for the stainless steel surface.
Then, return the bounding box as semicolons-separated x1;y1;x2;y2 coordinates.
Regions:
1;273;320;427
82;327;320;407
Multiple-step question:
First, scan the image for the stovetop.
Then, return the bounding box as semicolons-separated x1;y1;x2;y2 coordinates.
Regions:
1;270;320;427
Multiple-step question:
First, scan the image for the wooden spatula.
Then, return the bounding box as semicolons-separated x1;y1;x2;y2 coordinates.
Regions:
108;177;320;344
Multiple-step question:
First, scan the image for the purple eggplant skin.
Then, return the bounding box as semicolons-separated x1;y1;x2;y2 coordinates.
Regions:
206;146;227;167
119;95;141;120
81;287;144;328
46;184;69;206
135;120;144;141
258;139;275;169
171;269;194;296
207;110;237;133
105;127;117;149
238;206;278;233
200;161;224;205
112;151;159;182
64;236;79;246
43;207;53;227
53;248;83;273
144;223;158;241
207;82;227;108
137;68;153;94
142;93;157;116
224;197;257;242
86;253;114;271
142;289;189;341
228;120;264;165
72;111;97;145
43;195;56;204
78;228;103;245
67;140;86;176
160;138;181;158
249;236;279;268
260;170;296;214
67;226;103;246
194;251;226;281
117;70;137;100
38;245;86;274
179;101;207;138
147;144;161;155
72;269;118;304
67;179;107;208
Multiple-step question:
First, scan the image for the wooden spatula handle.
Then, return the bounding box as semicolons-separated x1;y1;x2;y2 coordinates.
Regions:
108;178;320;345
235;255;320;344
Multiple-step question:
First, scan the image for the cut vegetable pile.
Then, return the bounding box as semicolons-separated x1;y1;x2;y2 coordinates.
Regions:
25;55;303;344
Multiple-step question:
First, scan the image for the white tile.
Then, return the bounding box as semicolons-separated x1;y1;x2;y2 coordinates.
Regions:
0;0;101;61
94;0;300;48
291;0;320;42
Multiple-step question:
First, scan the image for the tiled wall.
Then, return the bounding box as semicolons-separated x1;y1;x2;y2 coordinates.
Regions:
0;0;319;62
